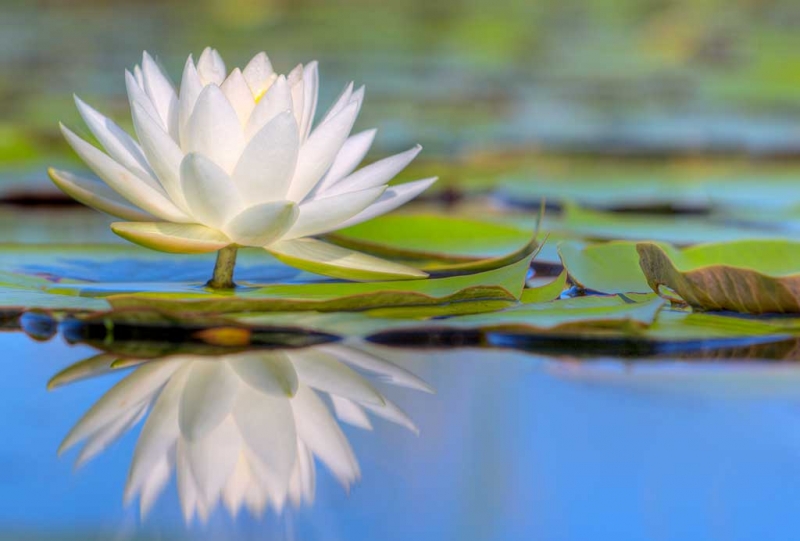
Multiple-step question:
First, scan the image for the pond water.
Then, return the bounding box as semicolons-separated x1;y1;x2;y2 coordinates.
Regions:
3;326;800;541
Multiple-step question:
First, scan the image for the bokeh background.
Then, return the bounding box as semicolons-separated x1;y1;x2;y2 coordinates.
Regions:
5;0;800;196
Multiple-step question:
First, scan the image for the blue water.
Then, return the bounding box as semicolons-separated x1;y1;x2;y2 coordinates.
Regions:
2;331;800;540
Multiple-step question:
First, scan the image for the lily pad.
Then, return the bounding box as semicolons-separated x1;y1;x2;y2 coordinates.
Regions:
326;213;535;265
558;241;655;293
637;240;800;314
106;247;536;314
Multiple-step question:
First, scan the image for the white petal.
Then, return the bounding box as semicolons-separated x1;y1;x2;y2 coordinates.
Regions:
331;396;373;430
178;55;204;147
184;415;242;505
318;82;353;126
287;64;305;129
312;129;377;195
197;47;226;85
141;51;180;140
133;65;145;88
59;360;182;454
282;186;384;240
60;124;191;222
245;75;293;140
287;348;384;405
336;177;437;229
179;361;239;441
286;101;359;201
221;68;256;125
73;95;154;180
243;52;275;98
185;84;245;172
180;153;244;228
266;237;427;280
227;351;299;396
130;101;189;210
299;61;319;141
233;111;298;202
292;384;360;488
111;222;231;254
126;364;190;503
232;385;298;498
325;145;421;196
48;168;154;221
350;85;365;110
125;70;161;129
222;200;297;247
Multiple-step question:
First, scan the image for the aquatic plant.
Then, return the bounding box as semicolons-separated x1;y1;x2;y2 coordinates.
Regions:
50;48;436;288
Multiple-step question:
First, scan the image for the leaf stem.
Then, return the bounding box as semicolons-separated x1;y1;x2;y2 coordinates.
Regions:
207;245;238;289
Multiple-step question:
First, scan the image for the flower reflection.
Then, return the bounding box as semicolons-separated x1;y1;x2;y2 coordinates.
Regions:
55;344;433;523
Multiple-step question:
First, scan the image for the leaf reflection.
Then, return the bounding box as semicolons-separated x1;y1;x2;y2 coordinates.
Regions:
52;343;434;523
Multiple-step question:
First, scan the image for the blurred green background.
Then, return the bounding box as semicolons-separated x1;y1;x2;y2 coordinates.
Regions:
3;0;800;201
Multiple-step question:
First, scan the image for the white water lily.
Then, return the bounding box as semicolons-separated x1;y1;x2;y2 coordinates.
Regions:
50;48;436;287
54;344;433;523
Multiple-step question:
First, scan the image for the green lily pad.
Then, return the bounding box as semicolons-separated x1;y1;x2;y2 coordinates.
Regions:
558;241;656;293
106;247;536;314
326;213;536;267
637;240;800;314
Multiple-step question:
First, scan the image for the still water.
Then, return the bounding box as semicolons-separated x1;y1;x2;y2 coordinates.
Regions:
3;330;800;540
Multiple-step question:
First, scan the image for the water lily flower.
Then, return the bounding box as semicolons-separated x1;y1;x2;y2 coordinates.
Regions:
49;48;436;288
54;344;433;522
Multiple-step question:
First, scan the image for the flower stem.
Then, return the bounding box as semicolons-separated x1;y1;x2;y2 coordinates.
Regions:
207;245;238;290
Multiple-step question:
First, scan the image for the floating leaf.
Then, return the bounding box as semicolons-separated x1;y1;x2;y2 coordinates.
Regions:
326;213;535;268
520;270;568;304
558;241;654;293
637;240;800;314
266;238;429;281
106;247;536;314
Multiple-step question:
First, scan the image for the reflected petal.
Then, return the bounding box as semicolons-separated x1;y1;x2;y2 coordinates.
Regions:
292;384;360;488
184;416;242;506
288;349;385;406
233;385;298;501
179;361;239;441
227;351;299;396
331;395;373;430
